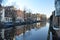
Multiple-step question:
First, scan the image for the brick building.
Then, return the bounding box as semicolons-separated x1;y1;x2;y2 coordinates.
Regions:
16;9;24;22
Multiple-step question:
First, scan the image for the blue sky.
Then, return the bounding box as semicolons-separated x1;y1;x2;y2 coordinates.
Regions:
2;0;55;18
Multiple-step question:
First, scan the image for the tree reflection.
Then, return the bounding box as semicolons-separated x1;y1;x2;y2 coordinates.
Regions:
15;22;46;36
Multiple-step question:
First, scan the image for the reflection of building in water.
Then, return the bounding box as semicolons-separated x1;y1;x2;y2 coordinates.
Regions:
36;23;41;29
30;22;46;29
15;22;46;36
15;24;33;36
4;28;15;40
32;23;37;29
40;22;46;27
36;22;46;29
15;23;37;36
15;25;24;35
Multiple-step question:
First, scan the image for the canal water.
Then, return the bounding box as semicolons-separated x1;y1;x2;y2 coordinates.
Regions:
15;22;50;40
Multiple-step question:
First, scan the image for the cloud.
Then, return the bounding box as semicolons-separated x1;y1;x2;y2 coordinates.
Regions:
2;0;16;6
2;0;22;8
2;0;29;9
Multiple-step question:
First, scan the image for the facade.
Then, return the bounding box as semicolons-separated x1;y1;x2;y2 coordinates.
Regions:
16;9;24;22
16;9;24;18
51;0;60;37
4;6;17;22
51;10;60;27
24;12;32;21
40;14;47;21
36;13;41;21
0;6;17;22
55;0;60;16
31;14;37;21
54;0;60;27
0;5;24;22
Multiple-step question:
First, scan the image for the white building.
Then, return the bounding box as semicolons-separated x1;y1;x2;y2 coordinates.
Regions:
0;8;5;22
0;8;12;22
0;6;16;22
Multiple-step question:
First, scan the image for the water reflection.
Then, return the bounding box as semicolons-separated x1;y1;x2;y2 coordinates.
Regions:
0;22;48;40
36;22;46;29
15;22;48;40
15;22;46;36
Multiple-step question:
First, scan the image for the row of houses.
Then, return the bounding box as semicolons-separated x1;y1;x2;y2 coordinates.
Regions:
0;5;24;23
0;5;47;23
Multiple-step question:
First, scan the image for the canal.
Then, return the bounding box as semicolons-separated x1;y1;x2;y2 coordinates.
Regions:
15;22;50;40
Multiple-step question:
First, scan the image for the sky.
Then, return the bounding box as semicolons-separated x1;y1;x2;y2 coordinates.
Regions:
2;0;55;18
